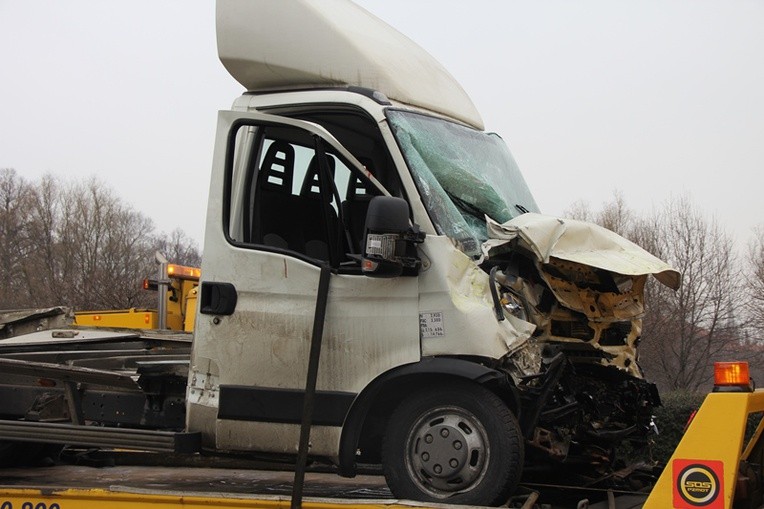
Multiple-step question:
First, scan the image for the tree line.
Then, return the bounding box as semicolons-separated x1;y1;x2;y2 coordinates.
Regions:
566;192;764;393
0;168;200;312
4;167;763;393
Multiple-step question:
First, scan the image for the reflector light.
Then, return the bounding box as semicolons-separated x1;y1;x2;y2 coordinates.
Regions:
683;409;698;433
144;313;151;324
714;361;750;387
93;315;101;321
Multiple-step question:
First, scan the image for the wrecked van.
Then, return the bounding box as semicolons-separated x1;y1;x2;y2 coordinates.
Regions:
183;0;681;505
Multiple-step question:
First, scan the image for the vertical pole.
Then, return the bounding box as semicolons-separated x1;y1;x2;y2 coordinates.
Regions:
291;263;332;509
157;260;168;330
156;249;170;330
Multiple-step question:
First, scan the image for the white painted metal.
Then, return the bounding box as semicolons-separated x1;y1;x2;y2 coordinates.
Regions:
417;236;535;360
188;110;420;458
216;0;484;129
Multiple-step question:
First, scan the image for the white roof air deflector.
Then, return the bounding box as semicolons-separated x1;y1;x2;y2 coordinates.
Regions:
216;0;484;130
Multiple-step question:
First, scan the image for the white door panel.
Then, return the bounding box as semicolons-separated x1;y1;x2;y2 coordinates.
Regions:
188;110;420;457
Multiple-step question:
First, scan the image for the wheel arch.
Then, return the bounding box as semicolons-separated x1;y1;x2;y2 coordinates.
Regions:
338;356;519;477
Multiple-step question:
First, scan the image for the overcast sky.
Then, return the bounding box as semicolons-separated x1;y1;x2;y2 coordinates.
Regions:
1;1;762;251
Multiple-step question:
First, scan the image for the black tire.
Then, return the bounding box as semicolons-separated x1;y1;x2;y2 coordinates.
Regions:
381;380;523;506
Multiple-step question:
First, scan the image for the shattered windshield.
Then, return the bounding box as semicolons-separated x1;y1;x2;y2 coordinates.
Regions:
387;110;539;256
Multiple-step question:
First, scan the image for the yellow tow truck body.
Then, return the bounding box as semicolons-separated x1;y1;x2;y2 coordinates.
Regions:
642;363;764;509
73;263;200;333
0;488;406;509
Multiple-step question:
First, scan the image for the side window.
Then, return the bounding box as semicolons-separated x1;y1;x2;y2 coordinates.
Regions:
226;122;378;267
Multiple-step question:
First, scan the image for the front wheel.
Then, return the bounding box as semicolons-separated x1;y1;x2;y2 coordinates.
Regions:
381;381;523;506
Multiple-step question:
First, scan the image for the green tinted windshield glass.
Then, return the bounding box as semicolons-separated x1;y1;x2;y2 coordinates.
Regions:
387;110;539;256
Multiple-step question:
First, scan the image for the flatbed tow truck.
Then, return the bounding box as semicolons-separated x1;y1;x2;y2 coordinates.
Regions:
1;361;762;508
1;0;755;508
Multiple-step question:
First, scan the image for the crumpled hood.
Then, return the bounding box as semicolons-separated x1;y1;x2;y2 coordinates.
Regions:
482;213;680;290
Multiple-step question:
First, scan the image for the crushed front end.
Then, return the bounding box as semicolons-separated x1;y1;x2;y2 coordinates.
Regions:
387;107;679;483
482;213;678;483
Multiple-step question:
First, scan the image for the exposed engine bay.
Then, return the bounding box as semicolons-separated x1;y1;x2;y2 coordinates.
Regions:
481;213;678;480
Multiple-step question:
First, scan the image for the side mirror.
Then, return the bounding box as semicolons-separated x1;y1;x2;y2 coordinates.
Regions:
362;196;424;278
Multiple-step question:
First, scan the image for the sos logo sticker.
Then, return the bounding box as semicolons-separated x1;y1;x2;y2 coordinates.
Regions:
673;459;724;508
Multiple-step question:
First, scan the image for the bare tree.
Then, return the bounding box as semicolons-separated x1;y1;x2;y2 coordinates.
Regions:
22;175;67;306
92;204;156;309
57;179;158;310
153;228;202;268
595;190;633;236
564;190;633;236
564;199;593;222
632;196;742;392
0;169;33;309
5;173;200;312
746;226;764;340
567;192;744;392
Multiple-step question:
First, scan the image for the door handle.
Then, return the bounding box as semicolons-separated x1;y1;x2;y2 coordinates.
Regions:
200;282;238;315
